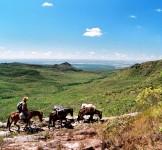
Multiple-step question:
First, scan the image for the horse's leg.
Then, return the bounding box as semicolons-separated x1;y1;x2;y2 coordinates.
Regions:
23;119;29;131
52;119;55;128
8;120;13;132
24;122;28;130
77;113;82;121
80;113;84;121
89;114;94;122
60;119;62;128
77;114;80;121
28;121;33;133
28;120;32;128
14;120;20;132
48;115;51;129
7;116;12;132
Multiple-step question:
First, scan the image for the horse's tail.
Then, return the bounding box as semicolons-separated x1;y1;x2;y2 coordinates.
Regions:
77;112;81;121
49;115;51;124
6;115;11;129
48;113;52;128
70;108;74;117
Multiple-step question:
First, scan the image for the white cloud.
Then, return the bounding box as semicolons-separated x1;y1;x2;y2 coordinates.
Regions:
31;51;38;54
0;48;161;61
0;46;5;49
44;51;52;56
83;28;103;37
89;51;95;55
139;53;157;61
42;2;53;7
76;51;80;54
155;9;162;12
129;15;137;19
114;52;128;59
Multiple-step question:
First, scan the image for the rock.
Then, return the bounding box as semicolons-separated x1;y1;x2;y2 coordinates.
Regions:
82;146;95;150
74;135;86;140
0;112;140;150
63;141;80;149
42;117;49;123
3;137;15;143
0;122;6;128
0;131;11;137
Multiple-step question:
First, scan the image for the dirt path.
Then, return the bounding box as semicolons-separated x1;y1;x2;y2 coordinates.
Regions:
0;112;139;150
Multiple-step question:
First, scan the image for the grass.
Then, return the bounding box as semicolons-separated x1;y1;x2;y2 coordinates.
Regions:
0;63;106;121
94;102;162;149
0;60;162;123
1;60;162;150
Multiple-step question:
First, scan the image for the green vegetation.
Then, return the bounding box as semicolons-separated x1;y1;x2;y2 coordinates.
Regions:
0;62;106;121
93;60;162;149
94;101;162;149
0;60;162;122
136;87;162;108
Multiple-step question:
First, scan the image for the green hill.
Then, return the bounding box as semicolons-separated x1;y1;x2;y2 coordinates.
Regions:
0;60;162;121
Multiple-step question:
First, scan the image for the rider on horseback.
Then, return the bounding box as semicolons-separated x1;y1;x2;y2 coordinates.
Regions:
21;96;28;120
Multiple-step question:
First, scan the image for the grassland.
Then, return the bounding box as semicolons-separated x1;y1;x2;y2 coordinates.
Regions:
0;60;162;122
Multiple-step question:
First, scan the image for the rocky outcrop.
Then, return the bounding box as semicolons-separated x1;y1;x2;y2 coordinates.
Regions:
0;112;139;150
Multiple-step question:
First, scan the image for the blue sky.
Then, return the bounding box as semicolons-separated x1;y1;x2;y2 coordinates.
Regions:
0;0;162;61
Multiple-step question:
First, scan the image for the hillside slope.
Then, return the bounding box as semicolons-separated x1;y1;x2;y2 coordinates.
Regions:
0;62;104;121
0;60;162;121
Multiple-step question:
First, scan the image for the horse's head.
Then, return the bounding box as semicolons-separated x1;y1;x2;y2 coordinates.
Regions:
64;108;73;117
39;111;43;122
95;109;102;119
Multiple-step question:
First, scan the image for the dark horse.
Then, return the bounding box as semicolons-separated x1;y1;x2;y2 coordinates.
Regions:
48;108;73;128
77;107;102;121
7;110;43;132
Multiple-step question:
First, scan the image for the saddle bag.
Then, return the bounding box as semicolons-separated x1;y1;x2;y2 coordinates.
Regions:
19;112;25;120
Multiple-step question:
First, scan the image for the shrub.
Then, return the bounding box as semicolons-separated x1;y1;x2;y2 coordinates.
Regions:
136;87;162;108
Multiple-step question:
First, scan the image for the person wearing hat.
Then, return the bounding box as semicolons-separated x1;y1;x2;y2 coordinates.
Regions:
22;96;29;120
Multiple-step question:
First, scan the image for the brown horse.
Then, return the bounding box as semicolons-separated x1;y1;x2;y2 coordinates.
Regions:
77;107;102;121
7;110;43;132
48;108;73;128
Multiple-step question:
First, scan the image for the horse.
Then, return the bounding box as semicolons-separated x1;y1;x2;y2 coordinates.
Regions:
48;108;73;128
7;110;43;132
77;107;102;122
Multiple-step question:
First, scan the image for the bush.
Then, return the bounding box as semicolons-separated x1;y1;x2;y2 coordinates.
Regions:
136;87;162;108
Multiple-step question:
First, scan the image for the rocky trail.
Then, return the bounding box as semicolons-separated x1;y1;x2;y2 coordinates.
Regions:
0;112;139;150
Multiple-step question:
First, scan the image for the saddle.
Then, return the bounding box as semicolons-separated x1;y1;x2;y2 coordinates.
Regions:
19;110;31;120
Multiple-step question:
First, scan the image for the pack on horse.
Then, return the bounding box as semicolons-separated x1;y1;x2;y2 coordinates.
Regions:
7;110;43;132
77;106;102;121
48;107;73;128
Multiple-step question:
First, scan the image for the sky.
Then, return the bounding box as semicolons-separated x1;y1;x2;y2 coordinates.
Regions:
0;0;162;61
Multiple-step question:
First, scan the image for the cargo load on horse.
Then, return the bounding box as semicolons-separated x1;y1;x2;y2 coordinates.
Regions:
81;103;96;109
78;104;102;122
49;107;73;128
53;105;65;112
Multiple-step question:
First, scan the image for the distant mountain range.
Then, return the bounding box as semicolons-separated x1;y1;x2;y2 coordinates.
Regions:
0;59;141;70
0;62;82;72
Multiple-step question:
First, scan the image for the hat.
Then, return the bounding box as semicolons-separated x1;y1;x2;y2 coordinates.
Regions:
23;96;28;101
